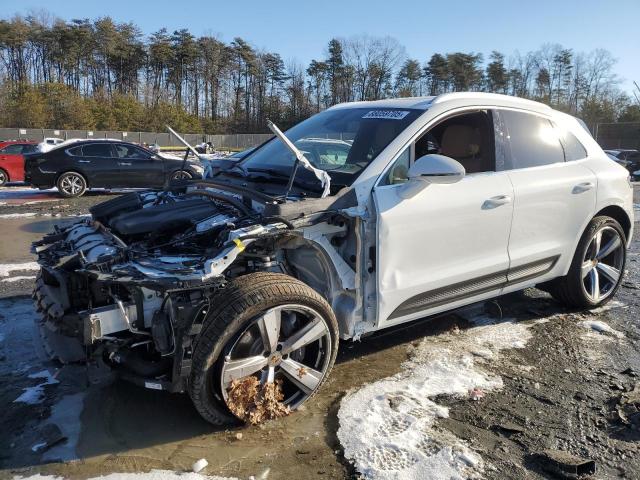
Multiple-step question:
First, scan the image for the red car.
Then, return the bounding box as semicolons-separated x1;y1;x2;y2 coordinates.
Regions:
0;140;38;186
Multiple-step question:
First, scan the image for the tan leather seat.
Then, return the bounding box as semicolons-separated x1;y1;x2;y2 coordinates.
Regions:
440;124;483;173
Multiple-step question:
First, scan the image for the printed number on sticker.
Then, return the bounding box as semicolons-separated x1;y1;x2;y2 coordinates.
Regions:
362;110;410;120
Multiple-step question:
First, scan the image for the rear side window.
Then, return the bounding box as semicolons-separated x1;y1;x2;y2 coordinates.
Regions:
500;110;564;169
82;143;113;157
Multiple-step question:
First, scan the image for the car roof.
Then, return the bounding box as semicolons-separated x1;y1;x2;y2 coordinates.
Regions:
328;92;552;114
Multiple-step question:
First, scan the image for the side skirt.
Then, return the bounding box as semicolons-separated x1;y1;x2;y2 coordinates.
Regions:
388;256;559;320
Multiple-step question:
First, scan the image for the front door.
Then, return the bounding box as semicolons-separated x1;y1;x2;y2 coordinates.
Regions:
374;109;514;326
111;144;165;188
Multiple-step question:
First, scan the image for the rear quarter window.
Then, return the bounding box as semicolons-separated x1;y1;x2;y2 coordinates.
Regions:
557;128;587;161
67;146;83;156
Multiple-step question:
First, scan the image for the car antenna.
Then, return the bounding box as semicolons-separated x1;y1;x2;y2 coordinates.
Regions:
267;119;331;198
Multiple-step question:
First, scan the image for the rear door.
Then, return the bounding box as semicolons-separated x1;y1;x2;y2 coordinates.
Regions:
112;144;165;188
499;109;596;285
76;143;121;187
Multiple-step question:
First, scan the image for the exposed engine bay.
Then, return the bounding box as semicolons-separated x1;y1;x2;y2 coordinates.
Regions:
32;181;362;392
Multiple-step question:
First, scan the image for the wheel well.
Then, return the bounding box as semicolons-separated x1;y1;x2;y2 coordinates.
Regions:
596;205;631;240
0;167;8;181
57;170;88;187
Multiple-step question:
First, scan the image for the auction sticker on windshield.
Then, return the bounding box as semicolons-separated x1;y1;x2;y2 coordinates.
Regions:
362;110;410;120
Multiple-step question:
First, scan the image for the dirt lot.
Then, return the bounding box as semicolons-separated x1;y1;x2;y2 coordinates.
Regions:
0;184;639;480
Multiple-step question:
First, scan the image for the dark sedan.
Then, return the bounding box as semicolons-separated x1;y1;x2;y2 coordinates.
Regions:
24;140;203;197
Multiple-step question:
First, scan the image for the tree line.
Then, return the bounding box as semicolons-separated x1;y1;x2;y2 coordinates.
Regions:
0;12;638;134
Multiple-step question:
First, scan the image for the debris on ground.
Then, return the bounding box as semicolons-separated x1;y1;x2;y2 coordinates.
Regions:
537;449;596;479
227;376;291;425
492;422;524;435
616;382;640;426
192;458;208;473
469;387;485;401
578;320;624;338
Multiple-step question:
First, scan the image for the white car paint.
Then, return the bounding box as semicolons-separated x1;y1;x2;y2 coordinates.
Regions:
332;93;634;330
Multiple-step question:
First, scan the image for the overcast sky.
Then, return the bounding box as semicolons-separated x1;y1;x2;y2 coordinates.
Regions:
8;0;640;93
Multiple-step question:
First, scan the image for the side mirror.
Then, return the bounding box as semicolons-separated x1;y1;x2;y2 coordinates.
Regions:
399;154;465;199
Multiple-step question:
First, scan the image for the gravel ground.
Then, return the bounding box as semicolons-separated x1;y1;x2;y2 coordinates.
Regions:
0;185;638;480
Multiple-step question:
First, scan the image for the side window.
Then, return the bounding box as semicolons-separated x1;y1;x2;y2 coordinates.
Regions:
21;144;37;154
82;143;114;157
316;145;349;166
2;144;24;154
380;146;411;185
114;144;152;160
416;110;497;174
501;110;564;169
556;127;587;161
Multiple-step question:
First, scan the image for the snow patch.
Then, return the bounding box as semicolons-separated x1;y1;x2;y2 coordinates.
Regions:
579;320;624;338
13;369;60;405
590;300;627;314
0;262;39;277
0;212;38;219
13;470;238;480
338;318;532;480
2;275;36;283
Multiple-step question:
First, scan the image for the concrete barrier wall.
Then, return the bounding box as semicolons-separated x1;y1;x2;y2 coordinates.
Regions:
0;128;273;149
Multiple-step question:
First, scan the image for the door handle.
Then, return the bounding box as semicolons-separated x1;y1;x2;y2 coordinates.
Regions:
118;162;132;166
78;160;91;163
482;195;512;209
572;182;594;194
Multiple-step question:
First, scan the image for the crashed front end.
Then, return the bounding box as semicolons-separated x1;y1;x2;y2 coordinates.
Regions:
32;187;288;392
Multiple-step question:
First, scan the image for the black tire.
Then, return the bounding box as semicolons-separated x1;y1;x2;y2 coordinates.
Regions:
548;216;626;309
171;170;193;181
57;171;87;197
0;168;7;186
188;272;339;425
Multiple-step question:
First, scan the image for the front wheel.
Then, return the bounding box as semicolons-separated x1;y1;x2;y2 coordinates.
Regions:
57;172;87;197
188;272;339;425
0;169;7;186
549;216;626;309
171;170;193;181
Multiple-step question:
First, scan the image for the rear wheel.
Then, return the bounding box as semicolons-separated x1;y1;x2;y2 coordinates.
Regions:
57;172;87;197
189;272;339;425
0;169;7;186
548;216;626;309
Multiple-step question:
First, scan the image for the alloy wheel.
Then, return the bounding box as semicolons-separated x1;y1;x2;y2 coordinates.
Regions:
60;174;84;196
0;170;6;186
581;225;625;303
172;170;192;180
219;304;332;410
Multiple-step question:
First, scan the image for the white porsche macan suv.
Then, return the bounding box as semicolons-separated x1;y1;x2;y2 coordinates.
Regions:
34;92;633;424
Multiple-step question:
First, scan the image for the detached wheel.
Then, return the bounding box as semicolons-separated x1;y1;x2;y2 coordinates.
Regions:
189;272;339;425
0;169;7;186
550;216;626;309
57;172;86;197
171;170;192;180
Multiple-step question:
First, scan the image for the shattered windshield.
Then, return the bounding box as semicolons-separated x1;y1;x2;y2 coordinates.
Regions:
240;107;422;187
